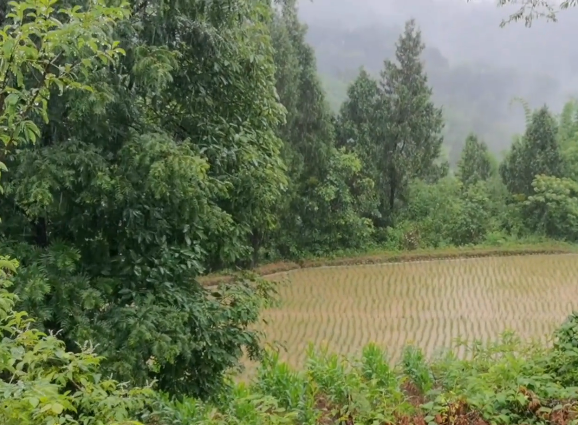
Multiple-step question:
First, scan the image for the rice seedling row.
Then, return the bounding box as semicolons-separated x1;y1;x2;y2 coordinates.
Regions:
251;254;578;374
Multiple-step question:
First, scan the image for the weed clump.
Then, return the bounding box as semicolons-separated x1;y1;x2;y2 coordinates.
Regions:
151;315;578;425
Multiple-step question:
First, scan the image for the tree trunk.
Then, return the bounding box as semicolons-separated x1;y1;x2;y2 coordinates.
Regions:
250;229;261;268
34;217;48;248
388;166;397;227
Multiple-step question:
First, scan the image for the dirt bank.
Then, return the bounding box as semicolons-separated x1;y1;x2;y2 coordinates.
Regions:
198;242;577;286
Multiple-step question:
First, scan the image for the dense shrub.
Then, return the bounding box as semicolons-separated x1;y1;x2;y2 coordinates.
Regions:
390;178;503;249
0;257;152;425
522;175;578;241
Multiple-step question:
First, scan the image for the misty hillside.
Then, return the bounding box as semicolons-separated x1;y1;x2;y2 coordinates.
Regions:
298;0;578;163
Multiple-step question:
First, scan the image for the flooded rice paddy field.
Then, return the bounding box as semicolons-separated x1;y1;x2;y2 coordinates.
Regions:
252;254;578;371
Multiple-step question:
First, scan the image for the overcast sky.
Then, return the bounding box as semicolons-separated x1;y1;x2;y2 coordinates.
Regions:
298;0;578;81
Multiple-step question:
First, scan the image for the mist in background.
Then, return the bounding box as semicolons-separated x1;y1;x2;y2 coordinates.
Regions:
297;0;578;163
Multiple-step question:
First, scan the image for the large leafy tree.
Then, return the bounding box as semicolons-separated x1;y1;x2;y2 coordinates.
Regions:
0;1;152;424
500;105;562;196
0;0;283;399
0;259;152;425
523;175;578;240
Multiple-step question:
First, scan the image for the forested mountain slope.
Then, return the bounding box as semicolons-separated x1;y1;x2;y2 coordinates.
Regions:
299;0;578;163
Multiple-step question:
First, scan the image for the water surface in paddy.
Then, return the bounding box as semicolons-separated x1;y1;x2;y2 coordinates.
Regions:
254;254;578;370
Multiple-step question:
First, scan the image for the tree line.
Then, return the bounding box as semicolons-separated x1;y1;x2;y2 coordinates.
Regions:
307;21;564;166
1;0;578;420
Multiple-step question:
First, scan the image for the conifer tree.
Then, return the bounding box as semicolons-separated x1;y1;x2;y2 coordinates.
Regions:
558;99;578;147
500;105;562;196
270;0;375;254
379;19;445;214
558;100;578;180
457;134;493;187
271;0;333;175
337;19;445;225
336;68;380;153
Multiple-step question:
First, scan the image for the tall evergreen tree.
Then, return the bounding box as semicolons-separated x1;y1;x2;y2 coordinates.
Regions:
500;105;562;196
336;68;380;152
270;0;333;175
379;19;445;216
558;99;578;147
457;134;493;187
556;100;578;181
338;19;445;225
270;0;375;255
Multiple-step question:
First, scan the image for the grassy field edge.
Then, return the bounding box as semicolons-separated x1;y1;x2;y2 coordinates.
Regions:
198;241;578;286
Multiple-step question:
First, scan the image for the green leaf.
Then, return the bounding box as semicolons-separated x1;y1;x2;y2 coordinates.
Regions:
28;397;39;408
51;403;64;414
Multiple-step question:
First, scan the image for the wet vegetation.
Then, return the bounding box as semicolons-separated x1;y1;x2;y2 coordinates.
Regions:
2;0;578;424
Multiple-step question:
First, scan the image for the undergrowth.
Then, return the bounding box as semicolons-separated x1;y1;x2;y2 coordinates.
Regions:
148;313;578;425
198;239;578;287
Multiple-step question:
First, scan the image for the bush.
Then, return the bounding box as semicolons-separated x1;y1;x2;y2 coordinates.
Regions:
393;177;502;249
522;175;578;241
0;257;152;425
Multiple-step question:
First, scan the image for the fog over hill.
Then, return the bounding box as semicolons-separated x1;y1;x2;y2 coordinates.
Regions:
297;0;578;162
